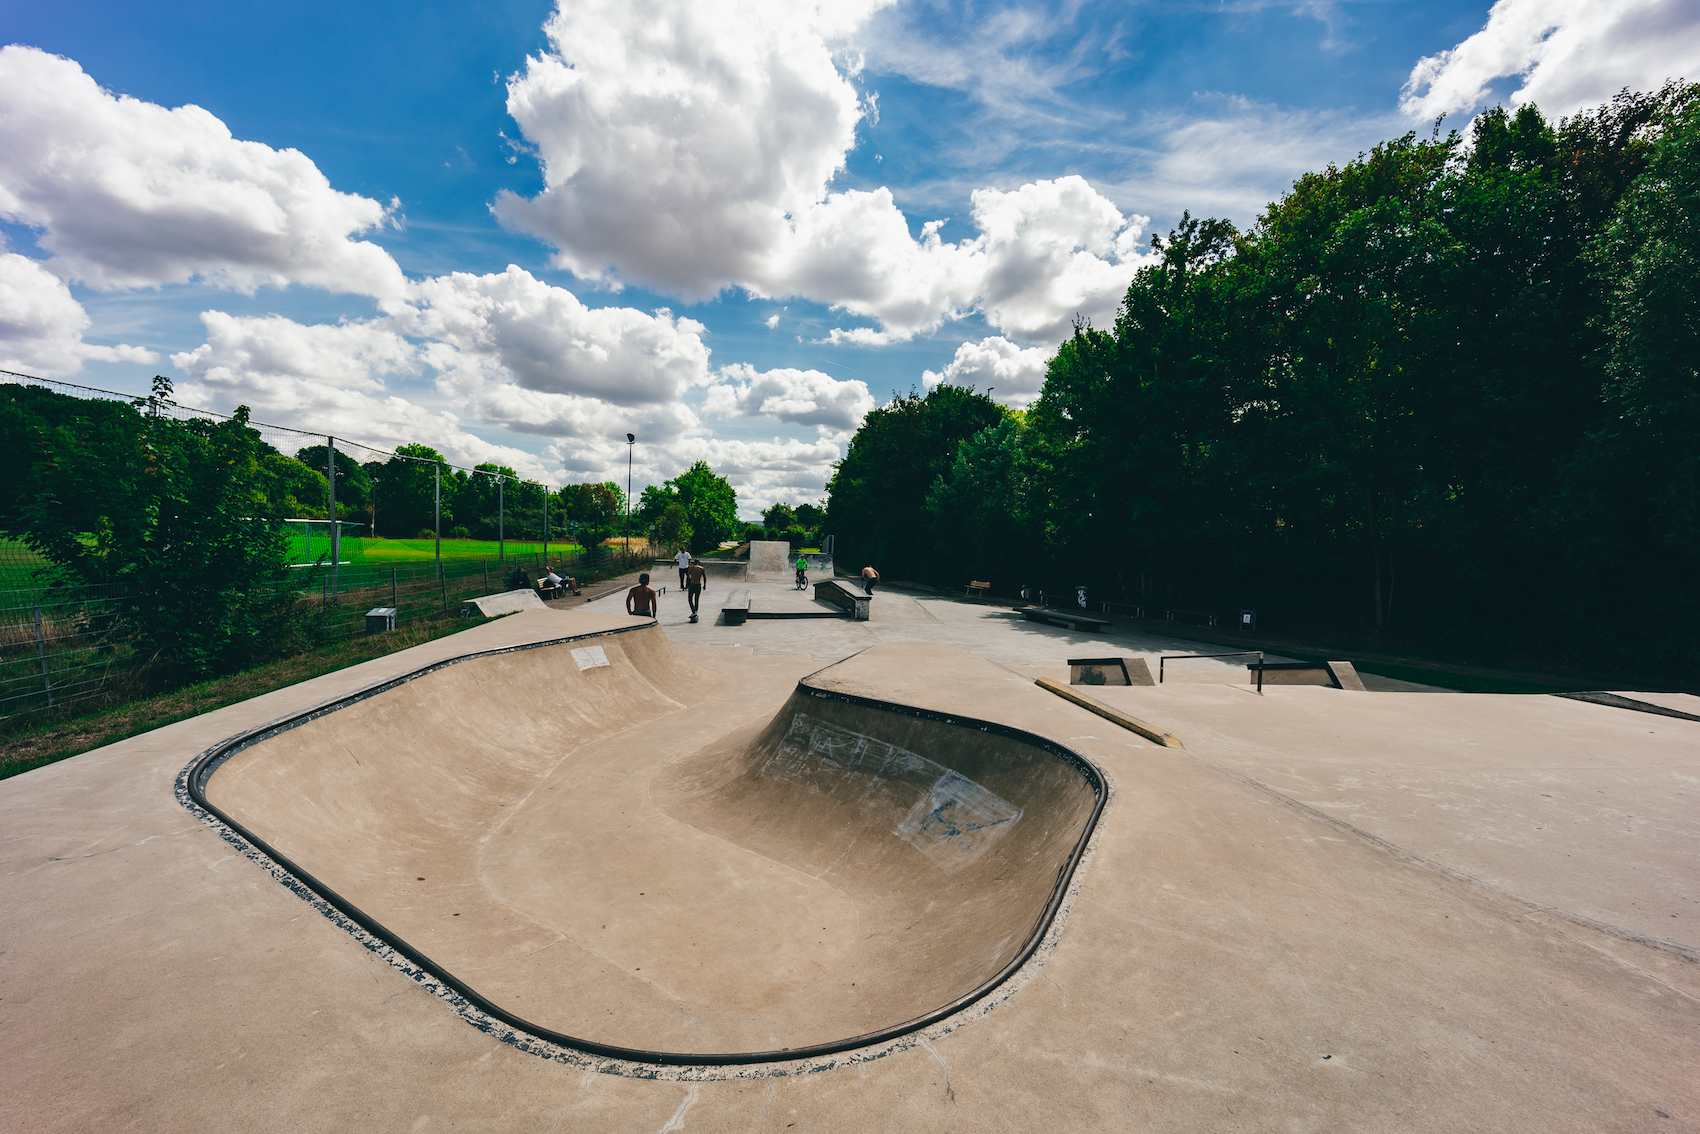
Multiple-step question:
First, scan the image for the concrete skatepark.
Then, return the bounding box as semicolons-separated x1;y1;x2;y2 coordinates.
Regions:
3;575;1697;1130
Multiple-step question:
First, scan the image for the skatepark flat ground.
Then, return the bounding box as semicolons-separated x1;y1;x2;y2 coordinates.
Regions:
3;589;1697;1132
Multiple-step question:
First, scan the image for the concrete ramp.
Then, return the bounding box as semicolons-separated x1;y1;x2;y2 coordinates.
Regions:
190;634;1103;1064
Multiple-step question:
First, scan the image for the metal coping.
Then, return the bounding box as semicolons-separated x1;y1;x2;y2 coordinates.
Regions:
181;629;1108;1068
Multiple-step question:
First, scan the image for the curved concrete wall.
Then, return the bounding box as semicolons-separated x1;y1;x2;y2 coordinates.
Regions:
200;628;1102;1060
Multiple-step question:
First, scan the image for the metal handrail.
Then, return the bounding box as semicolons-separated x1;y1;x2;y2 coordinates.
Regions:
1159;650;1266;694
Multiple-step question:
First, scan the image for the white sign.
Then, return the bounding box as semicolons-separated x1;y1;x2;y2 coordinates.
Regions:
571;645;610;671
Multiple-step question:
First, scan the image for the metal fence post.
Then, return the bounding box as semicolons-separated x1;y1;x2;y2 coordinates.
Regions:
391;566;398;612
434;460;441;583
327;436;339;599
498;477;505;565
33;601;54;709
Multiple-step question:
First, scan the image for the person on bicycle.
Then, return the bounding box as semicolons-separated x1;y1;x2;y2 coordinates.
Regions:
795;553;809;590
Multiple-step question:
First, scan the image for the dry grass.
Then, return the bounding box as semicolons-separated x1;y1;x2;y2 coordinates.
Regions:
0;613;495;780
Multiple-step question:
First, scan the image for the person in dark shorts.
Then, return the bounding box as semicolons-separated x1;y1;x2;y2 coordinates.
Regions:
860;564;879;594
626;572;658;618
685;558;706;622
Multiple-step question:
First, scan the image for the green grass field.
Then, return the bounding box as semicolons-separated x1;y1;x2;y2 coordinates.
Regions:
0;539;59;594
350;537;585;564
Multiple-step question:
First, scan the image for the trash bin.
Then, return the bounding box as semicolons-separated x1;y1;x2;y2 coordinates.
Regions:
366;607;397;634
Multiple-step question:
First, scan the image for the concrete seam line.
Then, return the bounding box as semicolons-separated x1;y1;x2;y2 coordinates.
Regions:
177;633;1109;1072
1212;765;1700;987
1034;677;1183;748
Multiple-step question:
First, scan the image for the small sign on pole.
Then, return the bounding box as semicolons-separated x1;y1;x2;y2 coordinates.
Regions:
1240;609;1256;631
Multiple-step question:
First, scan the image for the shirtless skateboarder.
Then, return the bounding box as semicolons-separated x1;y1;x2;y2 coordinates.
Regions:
685;557;706;622
626;572;658;619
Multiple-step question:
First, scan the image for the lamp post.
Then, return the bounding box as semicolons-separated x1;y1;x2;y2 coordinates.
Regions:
625;432;635;559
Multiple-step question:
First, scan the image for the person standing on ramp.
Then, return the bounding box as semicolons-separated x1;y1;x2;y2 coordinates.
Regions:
686;557;706;623
626;572;658;619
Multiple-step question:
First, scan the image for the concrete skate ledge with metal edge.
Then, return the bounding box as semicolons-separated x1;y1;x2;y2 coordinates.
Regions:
459;588;547;618
182;632;1107;1066
813;578;870;620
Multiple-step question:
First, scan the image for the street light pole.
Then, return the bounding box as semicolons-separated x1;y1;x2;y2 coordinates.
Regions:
625;432;635;560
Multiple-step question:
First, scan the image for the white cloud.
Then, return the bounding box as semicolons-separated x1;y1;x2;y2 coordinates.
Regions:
166;271;718;479
496;0;885;298
0;252;157;375
1108;97;1392;231
496;1;1146;347
1401;0;1700;122
703;363;873;431
398;265;711;407
922;336;1051;407
671;435;843;517
0;45;406;298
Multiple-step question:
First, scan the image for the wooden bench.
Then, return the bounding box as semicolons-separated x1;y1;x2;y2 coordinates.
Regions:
721;588;751;625
1020;606;1111;633
965;580;991;598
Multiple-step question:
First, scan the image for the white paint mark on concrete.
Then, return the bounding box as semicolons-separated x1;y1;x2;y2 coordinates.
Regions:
898;771;1021;875
571;645;610;670
657;1083;700;1132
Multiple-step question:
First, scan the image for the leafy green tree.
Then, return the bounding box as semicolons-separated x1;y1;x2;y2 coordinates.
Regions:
923;414;1035;585
761;502;796;532
825;385;1002;578
0;386;305;678
374;444;452;537
560;481;623;548
259;454;328;518
655;502;693;551
293;444;371;516
667;461;739;553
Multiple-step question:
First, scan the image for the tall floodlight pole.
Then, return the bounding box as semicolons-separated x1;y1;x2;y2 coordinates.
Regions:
498;475;505;566
327;436;339;598
433;460;441;581
543;483;549;563
625;433;635;559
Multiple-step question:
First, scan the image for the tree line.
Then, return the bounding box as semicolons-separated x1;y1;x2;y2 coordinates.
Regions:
1;379;747;678
826;85;1700;678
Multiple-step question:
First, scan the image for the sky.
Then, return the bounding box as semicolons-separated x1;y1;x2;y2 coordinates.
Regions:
2;0;1697;516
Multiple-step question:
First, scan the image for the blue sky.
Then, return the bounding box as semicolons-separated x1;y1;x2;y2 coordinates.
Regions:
3;0;1696;514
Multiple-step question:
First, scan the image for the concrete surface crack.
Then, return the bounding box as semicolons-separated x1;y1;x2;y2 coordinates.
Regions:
919;1036;956;1103
657;1083;700;1132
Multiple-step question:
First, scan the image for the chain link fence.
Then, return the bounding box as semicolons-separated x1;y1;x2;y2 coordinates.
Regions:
0;371;652;727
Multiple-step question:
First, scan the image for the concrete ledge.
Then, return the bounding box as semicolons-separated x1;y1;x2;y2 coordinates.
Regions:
459;589;546;618
1020;607;1111;633
721;588;750;625
1035;676;1182;747
815;578;870;621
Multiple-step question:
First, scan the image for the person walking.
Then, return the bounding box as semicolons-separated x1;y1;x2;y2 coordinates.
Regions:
686;557;706;623
626;572;658;619
860;564;879;595
674;547;691;590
